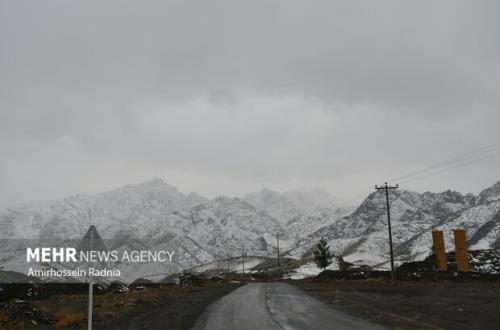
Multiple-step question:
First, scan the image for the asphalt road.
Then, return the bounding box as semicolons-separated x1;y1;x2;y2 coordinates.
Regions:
193;282;387;330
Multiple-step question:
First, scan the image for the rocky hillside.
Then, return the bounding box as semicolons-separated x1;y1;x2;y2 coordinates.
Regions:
287;182;500;268
1;178;499;278
0;179;289;275
243;188;353;238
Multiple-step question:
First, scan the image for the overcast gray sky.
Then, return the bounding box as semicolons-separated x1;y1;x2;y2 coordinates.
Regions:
1;0;500;208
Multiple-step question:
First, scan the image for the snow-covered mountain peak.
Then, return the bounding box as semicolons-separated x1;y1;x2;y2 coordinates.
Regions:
282;187;340;210
477;181;500;205
243;189;300;223
243;187;346;223
186;192;207;207
119;177;180;193
242;187;354;241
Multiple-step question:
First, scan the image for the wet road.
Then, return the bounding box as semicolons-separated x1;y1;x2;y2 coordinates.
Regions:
193;282;387;330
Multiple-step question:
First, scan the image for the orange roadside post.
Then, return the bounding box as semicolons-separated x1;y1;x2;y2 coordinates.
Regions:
432;230;447;271
453;230;470;272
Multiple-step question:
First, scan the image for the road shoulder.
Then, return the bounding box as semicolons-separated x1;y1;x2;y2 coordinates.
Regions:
295;279;500;330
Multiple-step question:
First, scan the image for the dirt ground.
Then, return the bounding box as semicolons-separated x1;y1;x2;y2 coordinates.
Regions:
0;283;241;330
3;278;499;329
296;278;500;330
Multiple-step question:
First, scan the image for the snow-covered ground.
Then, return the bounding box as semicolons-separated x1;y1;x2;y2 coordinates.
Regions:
284;260;339;280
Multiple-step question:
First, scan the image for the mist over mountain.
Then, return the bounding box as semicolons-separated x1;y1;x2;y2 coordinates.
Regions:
243;188;354;239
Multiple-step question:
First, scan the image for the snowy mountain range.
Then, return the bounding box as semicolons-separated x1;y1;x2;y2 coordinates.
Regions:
243;188;354;239
287;181;500;268
1;178;500;280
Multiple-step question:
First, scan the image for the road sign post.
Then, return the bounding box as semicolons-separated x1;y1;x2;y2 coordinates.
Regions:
88;228;94;330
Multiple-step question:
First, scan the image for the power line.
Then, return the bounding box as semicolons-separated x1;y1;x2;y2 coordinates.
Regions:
390;142;500;182
341;142;500;205
398;150;500;185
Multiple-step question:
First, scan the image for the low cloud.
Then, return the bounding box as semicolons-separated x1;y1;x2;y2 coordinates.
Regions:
1;0;499;207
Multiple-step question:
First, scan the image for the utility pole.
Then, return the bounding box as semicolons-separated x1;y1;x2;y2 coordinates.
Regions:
276;232;280;278
227;253;230;273
241;242;245;275
375;182;398;284
217;231;222;273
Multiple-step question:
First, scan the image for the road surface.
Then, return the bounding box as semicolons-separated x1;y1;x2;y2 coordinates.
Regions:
193;283;387;330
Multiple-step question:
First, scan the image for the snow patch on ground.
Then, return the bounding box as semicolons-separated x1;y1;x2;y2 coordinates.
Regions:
284;260;339;280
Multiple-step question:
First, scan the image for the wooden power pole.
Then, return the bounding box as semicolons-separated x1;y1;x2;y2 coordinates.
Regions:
375;182;398;284
276;232;280;278
241;242;245;275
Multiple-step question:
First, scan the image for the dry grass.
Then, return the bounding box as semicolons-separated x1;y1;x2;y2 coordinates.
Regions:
0;283;242;329
53;309;86;328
